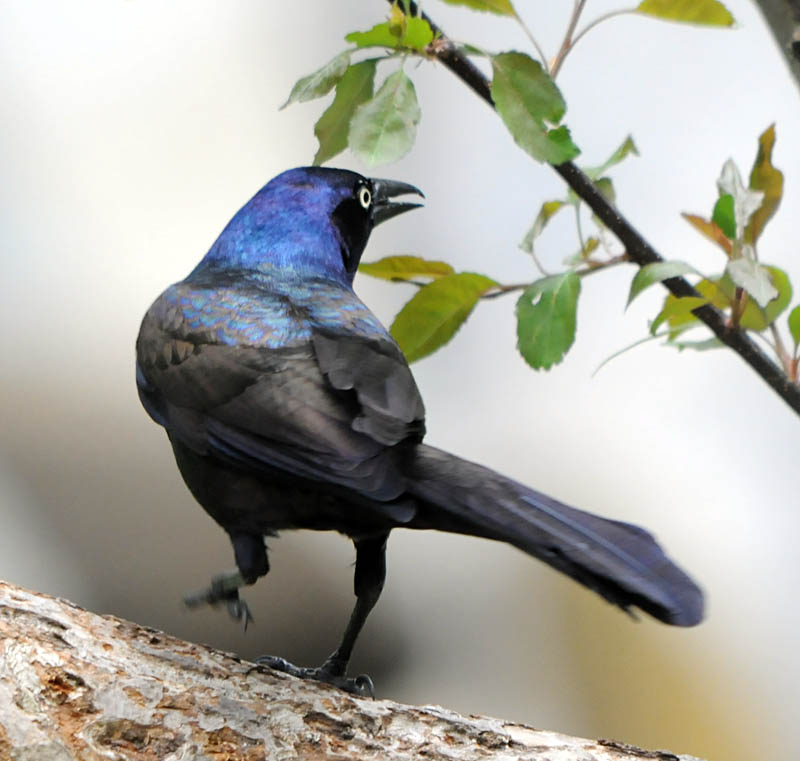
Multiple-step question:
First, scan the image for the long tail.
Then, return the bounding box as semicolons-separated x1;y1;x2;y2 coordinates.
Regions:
406;444;703;626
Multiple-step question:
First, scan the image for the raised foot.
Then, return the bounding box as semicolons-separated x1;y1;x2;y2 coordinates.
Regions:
256;655;375;697
183;571;254;631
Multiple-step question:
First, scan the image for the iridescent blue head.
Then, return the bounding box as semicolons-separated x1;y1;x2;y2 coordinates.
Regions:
192;167;423;287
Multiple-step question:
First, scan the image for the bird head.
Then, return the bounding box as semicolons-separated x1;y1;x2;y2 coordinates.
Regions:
194;167;423;286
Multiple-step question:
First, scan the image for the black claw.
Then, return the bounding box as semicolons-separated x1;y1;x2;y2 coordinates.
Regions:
351;673;375;698
225;597;254;630
255;655;375;697
256;655;294;672
183;571;253;629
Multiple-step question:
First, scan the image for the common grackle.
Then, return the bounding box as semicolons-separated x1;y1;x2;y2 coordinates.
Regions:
136;167;703;695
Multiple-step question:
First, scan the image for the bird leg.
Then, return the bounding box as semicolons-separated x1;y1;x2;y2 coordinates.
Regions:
258;533;388;697
183;533;269;630
184;569;254;628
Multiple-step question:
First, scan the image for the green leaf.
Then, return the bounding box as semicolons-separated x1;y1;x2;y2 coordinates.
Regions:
520;200;566;253
313;60;377;166
579;236;600;260
359;255;455;281
545;125;580;163
516;273;581;370
635;0;735;26
734;265;791;329
627;261;698;307
701;268;789;331
349;70;420;165
345;17;433;51
594;177;615;203
282;51;350;109
712;194;736;239
788;305;800;348
746;124;783;244
602;134;639;169
651;295;709;335
697;277;732;310
492;52;565;122
346;22;398;48
726;257;778;308
390;273;497;362
438;0;516;15
401;16;435;49
739;264;792;331
584;135;639;179
490;52;580;164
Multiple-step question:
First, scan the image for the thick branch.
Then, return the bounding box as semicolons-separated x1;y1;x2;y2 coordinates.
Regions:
0;579;703;760
403;1;800;416
751;0;800;94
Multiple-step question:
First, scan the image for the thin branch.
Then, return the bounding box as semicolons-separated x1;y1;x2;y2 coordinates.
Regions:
578;253;630;276
395;0;800;418
482;282;529;299
751;0;800;95
550;0;589;78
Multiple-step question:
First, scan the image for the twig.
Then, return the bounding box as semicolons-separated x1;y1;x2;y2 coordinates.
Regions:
550;0;589;78
392;0;800;417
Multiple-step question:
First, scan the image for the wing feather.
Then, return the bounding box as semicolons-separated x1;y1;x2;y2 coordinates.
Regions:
136;283;425;504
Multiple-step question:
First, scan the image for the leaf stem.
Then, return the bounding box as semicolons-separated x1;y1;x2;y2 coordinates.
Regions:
568;9;636;59
529;247;551;277
593;331;669;376
511;10;549;69
482;282;529;300
550;0;588;79
577;253;630;277
574;203;586;252
770;323;793;375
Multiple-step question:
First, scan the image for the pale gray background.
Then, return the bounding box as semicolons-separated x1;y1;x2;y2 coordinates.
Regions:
2;2;798;760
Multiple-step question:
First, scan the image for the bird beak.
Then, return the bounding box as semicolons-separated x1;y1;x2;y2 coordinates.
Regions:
371;178;424;226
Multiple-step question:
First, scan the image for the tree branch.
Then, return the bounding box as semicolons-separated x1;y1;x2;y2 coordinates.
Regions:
406;1;800;416
751;0;800;94
0;579;705;760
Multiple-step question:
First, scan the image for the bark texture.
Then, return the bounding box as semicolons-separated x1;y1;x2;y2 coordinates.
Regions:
0;580;703;761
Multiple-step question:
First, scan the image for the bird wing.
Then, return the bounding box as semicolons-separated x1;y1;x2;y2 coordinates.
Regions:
136;282;425;503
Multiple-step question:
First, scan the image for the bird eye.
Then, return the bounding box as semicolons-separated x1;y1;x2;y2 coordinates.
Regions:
358;186;372;209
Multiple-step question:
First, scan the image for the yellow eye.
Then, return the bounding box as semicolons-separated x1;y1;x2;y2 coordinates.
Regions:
358;186;372;209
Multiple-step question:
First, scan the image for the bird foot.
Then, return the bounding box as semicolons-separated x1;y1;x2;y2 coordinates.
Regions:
183;571;254;631
256;655;375;697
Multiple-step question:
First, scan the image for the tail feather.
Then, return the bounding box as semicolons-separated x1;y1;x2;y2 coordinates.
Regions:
407;445;703;627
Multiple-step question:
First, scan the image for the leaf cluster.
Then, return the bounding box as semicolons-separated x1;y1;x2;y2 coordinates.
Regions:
632;124;799;379
282;0;798;379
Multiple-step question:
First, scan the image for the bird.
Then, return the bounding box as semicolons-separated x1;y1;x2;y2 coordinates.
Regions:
136;166;704;696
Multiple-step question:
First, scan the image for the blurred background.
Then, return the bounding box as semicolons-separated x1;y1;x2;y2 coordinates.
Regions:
1;1;798;758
